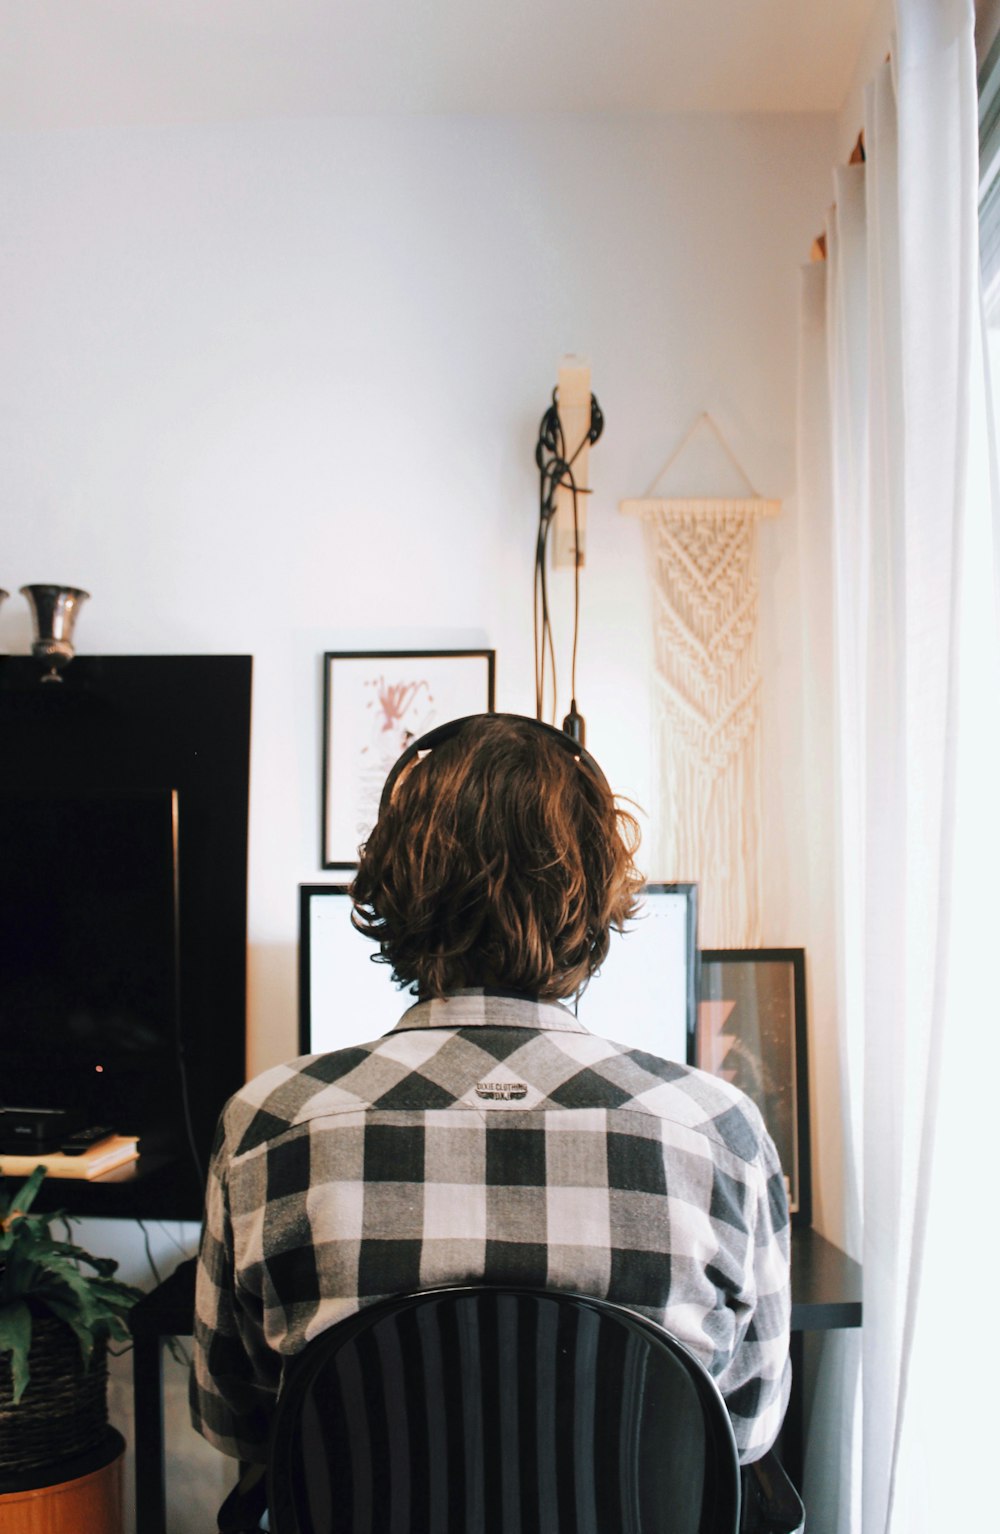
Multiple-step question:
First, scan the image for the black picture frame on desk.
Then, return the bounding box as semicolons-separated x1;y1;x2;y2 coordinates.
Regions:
696;948;811;1227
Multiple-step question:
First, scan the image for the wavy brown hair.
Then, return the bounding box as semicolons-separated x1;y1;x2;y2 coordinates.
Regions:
350;714;643;1000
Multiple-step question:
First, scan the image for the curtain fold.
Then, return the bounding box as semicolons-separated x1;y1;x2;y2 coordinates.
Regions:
796;258;862;1534
798;1;999;1528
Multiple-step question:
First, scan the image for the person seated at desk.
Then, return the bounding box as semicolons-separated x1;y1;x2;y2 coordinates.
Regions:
190;713;791;1525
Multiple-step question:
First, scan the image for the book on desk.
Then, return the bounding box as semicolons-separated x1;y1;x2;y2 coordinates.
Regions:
0;1134;140;1181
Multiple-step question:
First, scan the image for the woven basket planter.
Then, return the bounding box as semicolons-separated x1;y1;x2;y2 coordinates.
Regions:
0;1311;108;1480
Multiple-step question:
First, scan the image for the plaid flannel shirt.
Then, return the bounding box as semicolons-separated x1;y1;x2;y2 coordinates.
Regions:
191;990;791;1465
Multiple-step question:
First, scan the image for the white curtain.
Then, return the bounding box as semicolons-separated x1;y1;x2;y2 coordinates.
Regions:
799;1;1000;1528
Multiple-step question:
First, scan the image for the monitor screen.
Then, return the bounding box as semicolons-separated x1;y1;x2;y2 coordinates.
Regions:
299;883;697;1064
0;790;179;1130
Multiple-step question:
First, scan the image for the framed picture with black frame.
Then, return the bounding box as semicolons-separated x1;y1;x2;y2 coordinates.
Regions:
694;947;811;1227
322;648;495;868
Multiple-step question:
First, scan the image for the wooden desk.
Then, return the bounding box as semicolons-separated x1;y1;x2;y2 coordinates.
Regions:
130;1228;862;1534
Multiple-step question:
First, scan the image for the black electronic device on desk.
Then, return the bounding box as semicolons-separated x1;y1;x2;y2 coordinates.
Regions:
59;1124;116;1155
0;1106;84;1155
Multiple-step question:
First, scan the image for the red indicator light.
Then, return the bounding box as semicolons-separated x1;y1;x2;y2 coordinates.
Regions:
95;1065;104;1073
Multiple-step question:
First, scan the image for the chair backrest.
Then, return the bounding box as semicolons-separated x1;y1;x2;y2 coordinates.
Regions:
267;1287;741;1534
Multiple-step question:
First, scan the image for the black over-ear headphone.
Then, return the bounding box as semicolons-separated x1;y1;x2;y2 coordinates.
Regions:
377;713;611;820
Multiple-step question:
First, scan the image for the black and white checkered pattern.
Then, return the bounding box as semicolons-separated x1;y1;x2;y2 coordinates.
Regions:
191;991;790;1465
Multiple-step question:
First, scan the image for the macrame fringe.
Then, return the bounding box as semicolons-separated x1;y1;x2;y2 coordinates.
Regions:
644;506;765;947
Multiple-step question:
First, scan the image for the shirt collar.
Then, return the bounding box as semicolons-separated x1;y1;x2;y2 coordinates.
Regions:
389;987;589;1035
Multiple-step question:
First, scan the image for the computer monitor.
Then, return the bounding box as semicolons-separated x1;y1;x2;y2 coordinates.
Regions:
299;883;697;1064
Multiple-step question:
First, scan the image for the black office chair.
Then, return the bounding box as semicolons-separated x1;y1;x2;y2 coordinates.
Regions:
266;1286;743;1534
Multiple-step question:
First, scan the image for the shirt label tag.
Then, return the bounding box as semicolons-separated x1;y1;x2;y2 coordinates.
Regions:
475;1080;528;1101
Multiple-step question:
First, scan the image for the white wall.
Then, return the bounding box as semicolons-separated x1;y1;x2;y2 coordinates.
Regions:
0;111;837;1530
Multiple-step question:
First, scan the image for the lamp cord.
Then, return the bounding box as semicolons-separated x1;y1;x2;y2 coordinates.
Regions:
570;477;581;707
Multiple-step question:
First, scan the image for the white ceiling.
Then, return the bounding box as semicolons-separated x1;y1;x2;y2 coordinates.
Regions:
1;0;875;129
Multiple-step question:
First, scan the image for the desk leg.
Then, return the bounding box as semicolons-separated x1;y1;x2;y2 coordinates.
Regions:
132;1331;168;1534
781;1332;805;1493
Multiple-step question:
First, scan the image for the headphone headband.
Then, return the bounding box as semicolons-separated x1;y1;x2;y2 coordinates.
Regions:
377;712;610;819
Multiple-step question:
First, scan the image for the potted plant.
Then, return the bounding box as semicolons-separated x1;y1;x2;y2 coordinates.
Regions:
0;1166;141;1480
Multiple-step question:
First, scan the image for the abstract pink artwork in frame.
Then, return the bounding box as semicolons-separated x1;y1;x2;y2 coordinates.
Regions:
322;649;495;867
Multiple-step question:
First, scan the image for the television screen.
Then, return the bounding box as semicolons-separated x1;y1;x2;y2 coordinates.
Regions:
0;791;179;1135
299;883;697;1064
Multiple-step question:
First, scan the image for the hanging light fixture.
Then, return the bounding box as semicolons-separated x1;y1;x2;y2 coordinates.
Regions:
534;358;603;746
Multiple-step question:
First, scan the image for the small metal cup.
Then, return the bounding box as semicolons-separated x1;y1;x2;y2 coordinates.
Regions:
20;584;90;676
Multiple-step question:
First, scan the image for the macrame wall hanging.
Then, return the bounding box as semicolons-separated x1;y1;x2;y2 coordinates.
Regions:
621;415;780;947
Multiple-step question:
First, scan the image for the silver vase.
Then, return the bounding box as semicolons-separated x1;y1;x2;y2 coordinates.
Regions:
20;584;90;676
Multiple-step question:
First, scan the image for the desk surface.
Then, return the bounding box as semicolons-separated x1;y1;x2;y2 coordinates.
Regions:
790;1226;862;1331
131;1225;862;1340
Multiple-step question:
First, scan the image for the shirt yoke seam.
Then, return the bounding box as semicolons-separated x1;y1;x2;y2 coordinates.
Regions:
227;1097;765;1169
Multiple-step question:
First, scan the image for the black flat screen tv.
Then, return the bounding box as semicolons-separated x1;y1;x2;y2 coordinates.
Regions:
0;790;179;1140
